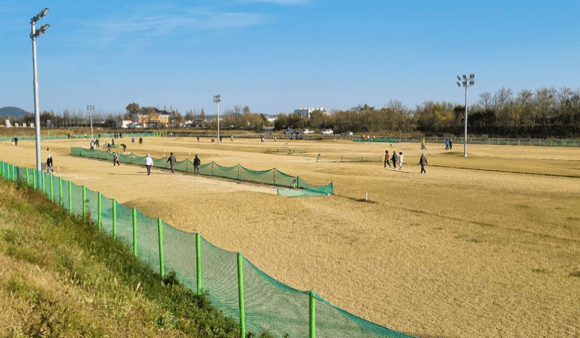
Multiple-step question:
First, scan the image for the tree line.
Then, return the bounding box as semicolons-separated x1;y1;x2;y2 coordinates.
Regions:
4;86;579;137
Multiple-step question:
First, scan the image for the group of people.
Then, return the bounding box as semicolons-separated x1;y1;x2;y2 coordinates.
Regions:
384;150;429;174
142;153;200;176
445;138;453;150
10;137;18;146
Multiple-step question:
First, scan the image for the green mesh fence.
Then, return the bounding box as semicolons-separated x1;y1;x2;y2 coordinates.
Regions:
71;147;333;197
0;132;155;142
0;160;414;338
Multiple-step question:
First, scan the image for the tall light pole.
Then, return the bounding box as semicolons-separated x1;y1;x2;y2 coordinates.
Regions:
213;95;221;144
87;105;95;139
31;8;50;180
456;74;475;157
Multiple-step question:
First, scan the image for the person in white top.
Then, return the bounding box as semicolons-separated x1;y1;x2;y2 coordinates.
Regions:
144;154;153;175
399;152;404;170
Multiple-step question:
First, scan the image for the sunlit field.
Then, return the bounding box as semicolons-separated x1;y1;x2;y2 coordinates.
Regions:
1;134;579;338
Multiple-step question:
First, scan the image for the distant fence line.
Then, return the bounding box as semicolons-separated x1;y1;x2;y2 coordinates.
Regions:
353;137;579;147
0;159;413;338
0;132;156;142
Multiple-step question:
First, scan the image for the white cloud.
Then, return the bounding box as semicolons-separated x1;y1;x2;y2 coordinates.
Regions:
82;7;271;44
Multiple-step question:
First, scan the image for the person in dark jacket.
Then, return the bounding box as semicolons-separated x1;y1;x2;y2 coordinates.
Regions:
167;152;177;173
46;154;55;174
391;151;398;170
193;154;201;175
419;153;428;174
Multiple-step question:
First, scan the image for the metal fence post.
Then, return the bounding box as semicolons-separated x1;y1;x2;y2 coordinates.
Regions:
33;169;37;190
68;181;72;212
50;175;54;202
309;290;316;338
237;253;246;338
98;192;102;230
196;233;202;296
112;199;117;239
158;218;164;277
132;208;137;256
59;178;63;207
82;186;86;222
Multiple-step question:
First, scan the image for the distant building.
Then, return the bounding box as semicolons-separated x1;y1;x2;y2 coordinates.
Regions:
116;120;133;129
293;107;329;119
4;119;11;128
132;108;171;125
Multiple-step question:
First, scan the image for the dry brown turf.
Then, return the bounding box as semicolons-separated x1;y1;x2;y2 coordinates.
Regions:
1;135;580;338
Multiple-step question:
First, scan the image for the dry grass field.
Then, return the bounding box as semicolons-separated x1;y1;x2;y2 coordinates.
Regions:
1;134;579;338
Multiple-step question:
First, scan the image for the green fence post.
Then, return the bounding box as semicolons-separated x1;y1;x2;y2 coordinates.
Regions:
12;164;16;181
196;233;202;296
273;169;276;185
59;178;63;207
82;186;87;223
112;199;117;239
50;175;54;202
98;192;102;230
309;290;316;338
43;172;47;194
68;181;73;212
237;253;246;338
33;170;37;189
211;162;214;176
237;164;240;180
158;218;165;277
132;208;137;256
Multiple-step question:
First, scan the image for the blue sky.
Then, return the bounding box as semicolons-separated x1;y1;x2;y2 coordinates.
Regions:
1;0;579;116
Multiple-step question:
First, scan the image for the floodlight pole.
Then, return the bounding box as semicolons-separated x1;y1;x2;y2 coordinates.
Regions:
87;105;94;138
213;95;221;145
457;74;475;157
30;8;49;181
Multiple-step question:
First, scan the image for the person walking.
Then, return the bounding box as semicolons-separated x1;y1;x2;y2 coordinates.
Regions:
167;152;177;174
144;154;153;175
384;150;391;168
112;152;120;166
419;153;428;174
193;154;201;175
421;138;426;150
139;137;143;145
46;154;55;174
449;138;453;150
399;152;404;170
391;151;398;170
445;138;450;150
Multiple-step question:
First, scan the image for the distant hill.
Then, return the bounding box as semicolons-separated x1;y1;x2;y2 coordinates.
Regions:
0;107;31;119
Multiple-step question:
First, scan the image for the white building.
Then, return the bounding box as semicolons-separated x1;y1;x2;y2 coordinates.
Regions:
116;120;134;129
293;107;329;119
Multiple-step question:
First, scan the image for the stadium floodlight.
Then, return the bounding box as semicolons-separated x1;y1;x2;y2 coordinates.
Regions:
213;95;221;144
87;105;95;138
457;75;461;81
35;24;50;37
456;73;475;157
30;8;50;186
457;82;461;87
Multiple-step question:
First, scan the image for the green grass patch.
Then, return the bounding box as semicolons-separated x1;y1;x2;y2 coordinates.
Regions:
0;178;274;338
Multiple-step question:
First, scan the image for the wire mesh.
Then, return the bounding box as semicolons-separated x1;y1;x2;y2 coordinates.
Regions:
115;203;135;249
161;224;198;292
135;210;160;273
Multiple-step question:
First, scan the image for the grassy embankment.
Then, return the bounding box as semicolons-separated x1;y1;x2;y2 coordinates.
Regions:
0;177;272;338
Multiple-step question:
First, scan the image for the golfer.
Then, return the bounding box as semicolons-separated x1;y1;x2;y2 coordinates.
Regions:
193;154;201;175
167;152;177;174
121;143;127;153
112;152;120;166
144;154;153;175
384;150;390;168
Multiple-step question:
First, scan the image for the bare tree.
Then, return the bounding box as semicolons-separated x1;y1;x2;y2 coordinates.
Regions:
494;87;513;107
517;89;533;106
478;92;492;110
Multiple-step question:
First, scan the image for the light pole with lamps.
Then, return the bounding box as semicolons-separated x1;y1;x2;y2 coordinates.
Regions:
31;8;50;183
456;74;474;157
87;105;95;139
213;95;221;144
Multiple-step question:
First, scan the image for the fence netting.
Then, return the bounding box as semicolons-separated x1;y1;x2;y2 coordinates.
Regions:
0;160;414;338
71;147;333;197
